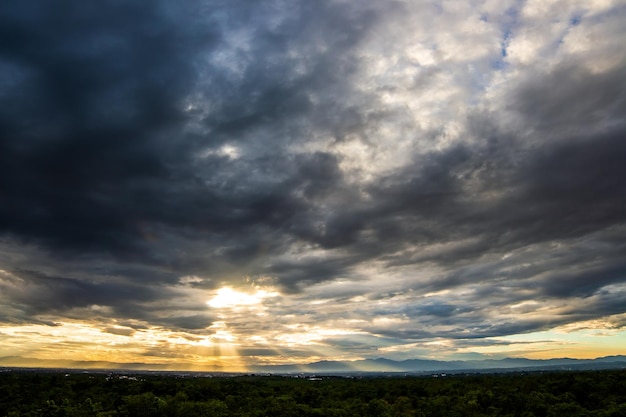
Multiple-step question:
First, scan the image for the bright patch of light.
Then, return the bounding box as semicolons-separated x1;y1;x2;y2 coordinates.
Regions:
207;286;279;309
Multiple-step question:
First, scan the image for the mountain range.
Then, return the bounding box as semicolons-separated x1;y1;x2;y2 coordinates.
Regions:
2;355;626;374
248;355;626;374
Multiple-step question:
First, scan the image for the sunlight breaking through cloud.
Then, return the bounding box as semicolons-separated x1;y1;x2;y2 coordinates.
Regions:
207;287;280;310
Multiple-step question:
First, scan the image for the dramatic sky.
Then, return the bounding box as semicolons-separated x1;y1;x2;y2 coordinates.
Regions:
1;0;625;371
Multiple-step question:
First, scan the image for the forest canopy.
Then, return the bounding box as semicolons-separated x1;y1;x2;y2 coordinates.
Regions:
1;369;626;416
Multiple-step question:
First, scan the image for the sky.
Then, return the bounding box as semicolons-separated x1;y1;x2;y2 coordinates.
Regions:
0;0;625;372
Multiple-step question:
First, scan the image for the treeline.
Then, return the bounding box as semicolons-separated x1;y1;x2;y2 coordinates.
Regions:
1;369;625;416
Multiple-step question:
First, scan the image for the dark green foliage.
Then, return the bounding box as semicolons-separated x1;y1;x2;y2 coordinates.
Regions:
1;370;625;416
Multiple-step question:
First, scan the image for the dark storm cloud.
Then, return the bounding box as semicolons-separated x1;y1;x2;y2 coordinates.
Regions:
0;0;385;324
198;1;380;141
0;0;216;256
0;0;625;352
512;61;626;135
152;314;214;331
1;268;159;316
0;2;364;246
0;264;216;330
269;258;354;291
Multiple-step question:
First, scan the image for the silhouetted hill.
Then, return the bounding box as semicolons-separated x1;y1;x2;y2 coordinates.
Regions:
248;355;626;374
2;354;625;374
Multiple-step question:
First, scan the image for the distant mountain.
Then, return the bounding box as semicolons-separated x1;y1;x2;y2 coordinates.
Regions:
249;355;626;374
0;356;175;371
2;355;625;374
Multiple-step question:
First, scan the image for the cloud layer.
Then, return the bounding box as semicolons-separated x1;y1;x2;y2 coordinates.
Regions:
1;0;625;367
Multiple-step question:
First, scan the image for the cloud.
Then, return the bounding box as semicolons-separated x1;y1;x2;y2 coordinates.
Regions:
0;0;625;366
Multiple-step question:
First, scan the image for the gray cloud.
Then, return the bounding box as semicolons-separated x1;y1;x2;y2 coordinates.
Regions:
0;0;625;365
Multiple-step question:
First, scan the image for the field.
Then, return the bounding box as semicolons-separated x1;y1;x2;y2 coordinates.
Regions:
1;369;625;416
